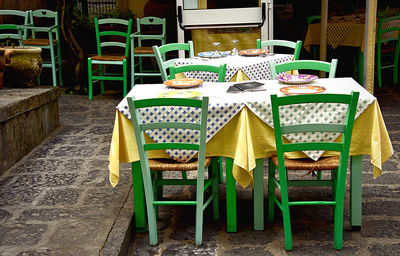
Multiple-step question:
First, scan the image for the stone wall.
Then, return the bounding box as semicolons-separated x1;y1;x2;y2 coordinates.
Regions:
0;87;60;175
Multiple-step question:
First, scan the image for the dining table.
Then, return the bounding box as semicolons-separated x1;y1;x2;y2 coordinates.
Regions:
108;77;393;233
174;52;295;82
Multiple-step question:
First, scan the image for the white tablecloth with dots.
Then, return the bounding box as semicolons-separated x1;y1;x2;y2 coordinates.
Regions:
175;54;294;82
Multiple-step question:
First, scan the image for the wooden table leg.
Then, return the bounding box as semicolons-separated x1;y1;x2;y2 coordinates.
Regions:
225;157;237;232
132;161;147;232
350;155;362;230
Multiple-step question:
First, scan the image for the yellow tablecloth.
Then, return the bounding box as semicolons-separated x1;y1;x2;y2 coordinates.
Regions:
109;99;392;188
304;22;365;52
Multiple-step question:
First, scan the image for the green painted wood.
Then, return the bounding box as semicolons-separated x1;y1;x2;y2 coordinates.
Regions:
127;96;219;245
20;9;63;87
253;158;264;230
350;155;363;229
132;161;147;233
269;91;360;250
153;41;195;82
268;158;276;223
0;9;29;41
270;59;338;79
88;18;132;100
257;39;302;60
376;15;400;87
131;16;166;87
225;157;237;232
168;64;227;82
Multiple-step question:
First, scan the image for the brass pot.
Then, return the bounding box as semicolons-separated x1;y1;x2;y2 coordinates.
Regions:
0;46;43;87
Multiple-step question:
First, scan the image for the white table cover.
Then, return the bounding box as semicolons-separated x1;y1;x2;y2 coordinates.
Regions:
117;78;375;162
175;54;294;82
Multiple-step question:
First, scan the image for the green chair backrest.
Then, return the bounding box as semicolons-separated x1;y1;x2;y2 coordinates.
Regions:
95;18;133;57
28;9;60;42
270;59;338;79
270;91;360;176
127;96;209;181
376;15;400;46
257;39;302;60
153;41;195;81
135;16;166;48
0;9;29;42
168;64;227;82
306;15;321;24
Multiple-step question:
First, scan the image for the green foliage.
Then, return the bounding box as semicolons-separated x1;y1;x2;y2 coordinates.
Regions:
96;7;136;21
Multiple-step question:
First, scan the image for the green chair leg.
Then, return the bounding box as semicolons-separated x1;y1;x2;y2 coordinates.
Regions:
218;156;224;183
132;161;147;232
123;59;128;97
268;158;275;223
253;158;264;230
88;58;93;100
225;157;237;232
211;158;220;220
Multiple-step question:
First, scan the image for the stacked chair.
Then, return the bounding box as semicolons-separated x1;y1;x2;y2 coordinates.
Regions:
21;9;63;87
131;16;166;87
87;18;133;100
153;41;195;82
257;39;303;60
376;14;400;87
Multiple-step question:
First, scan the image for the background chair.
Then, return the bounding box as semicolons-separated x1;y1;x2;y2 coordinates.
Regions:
127;96;220;245
257;39;302;60
153;41;194;82
376;14;400;87
270;59;338;79
168;64;227;82
131;16;166;87
88;18;132;100
306;15;321;60
0;9;29;44
268;91;359;250
21;9;63;87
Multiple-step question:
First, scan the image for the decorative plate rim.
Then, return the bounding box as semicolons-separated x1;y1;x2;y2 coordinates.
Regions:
239;48;269;56
276;74;318;84
163;78;203;88
197;51;230;58
279;85;326;95
157;90;202;98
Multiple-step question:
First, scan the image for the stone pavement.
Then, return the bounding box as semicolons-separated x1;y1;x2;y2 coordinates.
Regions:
0;85;399;256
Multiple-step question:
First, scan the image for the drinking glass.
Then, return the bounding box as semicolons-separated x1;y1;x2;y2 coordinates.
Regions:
211;42;222;58
231;40;239;56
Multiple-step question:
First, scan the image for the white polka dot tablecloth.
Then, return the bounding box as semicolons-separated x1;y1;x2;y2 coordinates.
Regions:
175;54;294;82
116;78;376;162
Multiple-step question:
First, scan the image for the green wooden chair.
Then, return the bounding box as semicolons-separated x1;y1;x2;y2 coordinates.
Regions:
21;9;63;87
268;91;360;250
153;41;194;82
88;18;133;100
168;64;227;82
127;96;220;245
256;39;302;60
376;15;400;87
306;15;321;60
0;9;29;44
270;59;338;79
131;16;166;87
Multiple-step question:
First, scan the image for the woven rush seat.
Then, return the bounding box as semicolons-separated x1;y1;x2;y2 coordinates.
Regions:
134;46;154;54
22;38;57;46
149;157;213;171
271;156;340;171
91;55;127;61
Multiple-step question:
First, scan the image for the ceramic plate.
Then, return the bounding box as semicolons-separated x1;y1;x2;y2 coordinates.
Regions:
157;90;202;99
239;48;269;56
276;74;318;84
279;85;326;95
198;51;230;58
163;78;203;88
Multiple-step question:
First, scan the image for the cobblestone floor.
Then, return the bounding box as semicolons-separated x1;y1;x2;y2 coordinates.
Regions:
0;84;399;256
